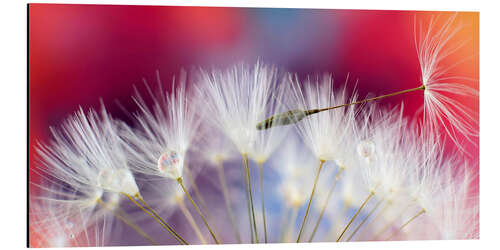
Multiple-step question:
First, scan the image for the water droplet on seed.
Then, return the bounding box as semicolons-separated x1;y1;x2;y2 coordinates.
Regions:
357;140;375;159
158;150;181;174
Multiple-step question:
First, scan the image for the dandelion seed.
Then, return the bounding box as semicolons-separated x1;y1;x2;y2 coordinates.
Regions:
359;107;412;198
122;71;199;181
196;61;284;243
308;165;344;242
249;75;291;243
121;71;215;244
287;74;358;242
257;82;422;131
269;133;315;242
288;74;358;162
337;105;422;242
258;14;478;153
415;14;479;150
196;61;278;155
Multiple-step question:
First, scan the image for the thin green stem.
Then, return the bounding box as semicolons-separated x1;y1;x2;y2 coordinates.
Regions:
241;154;255;243
185;166;222;243
386;208;426;240
296;159;325;243
248;193;255;243
357;200;391;240
346;197;384;241
311;85;425;114
177;178;220;244
257;85;425;130
337;192;375;242
177;197;207;244
243;159;254;243
136;196;188;245
323;205;349;241
308;167;344;242
258;162;268;243
136;196;187;244
124;194;187;245
243;154;259;243
373;202;411;240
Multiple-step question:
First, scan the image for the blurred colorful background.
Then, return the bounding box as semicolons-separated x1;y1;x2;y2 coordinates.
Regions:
29;4;479;246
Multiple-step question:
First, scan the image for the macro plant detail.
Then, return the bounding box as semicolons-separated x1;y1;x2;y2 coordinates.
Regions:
29;11;479;247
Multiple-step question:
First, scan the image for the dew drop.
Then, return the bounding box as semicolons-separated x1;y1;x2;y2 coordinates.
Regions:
157;150;181;174
357;140;375;159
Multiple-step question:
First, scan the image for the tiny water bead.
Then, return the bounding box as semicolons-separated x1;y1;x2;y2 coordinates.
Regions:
357;140;375;160
158;150;179;172
157;149;184;180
